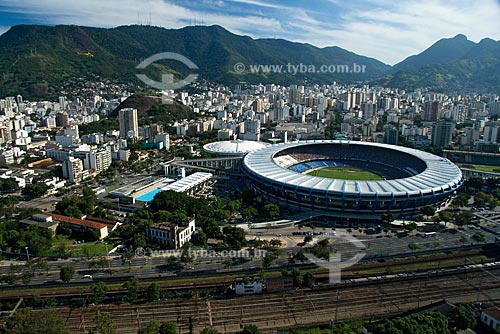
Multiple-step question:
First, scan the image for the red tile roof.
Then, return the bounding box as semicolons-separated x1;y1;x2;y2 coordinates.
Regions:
484;306;500;320
47;213;107;230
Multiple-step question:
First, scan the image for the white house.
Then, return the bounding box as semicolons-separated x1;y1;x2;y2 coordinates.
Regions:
234;277;263;295
481;306;500;330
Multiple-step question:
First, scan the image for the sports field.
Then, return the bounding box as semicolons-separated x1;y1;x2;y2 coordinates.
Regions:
306;167;384;180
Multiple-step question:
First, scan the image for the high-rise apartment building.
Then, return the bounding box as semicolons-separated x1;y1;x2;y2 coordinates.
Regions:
432;121;455;147
119;108;139;139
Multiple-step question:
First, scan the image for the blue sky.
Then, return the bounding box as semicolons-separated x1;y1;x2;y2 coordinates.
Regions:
0;0;499;65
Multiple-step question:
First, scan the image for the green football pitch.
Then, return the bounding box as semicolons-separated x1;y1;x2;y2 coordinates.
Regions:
306;167;383;180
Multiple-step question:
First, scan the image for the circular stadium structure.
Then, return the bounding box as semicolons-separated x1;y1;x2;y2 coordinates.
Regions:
203;140;269;157
242;140;464;219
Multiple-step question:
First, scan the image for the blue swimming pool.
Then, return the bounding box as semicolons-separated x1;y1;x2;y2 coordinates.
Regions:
135;188;164;202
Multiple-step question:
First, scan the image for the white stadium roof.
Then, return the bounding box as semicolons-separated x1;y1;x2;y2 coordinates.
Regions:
203;140;269;156
243;140;463;197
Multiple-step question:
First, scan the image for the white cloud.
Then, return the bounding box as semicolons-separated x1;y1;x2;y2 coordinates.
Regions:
299;0;500;64
0;26;10;37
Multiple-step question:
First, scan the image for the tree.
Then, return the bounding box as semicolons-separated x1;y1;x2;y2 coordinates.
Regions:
269;239;282;248
222;226;247;248
381;213;395;224
64;205;82;218
159;322;177;334
420;205;436;217
203;219;220;238
22;183;50;198
262;204;280;219
408;242;420;250
331;321;364;334
91;281;108;304
373;312;449;334
5;308;68;334
262;253;276;269
138;320;160;334
454;211;473;226
191;230;208;247
123;278;140;301
303;272;315;288
146;282;161;302
471;232;485;243
59;266;75;282
180;243;194;264
241;325;260;334
451;304;476;330
241;207;258;220
93;311;116;334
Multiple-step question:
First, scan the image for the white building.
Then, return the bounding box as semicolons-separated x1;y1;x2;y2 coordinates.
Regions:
234;277;263;295
118;108;138;139
87;146;112;174
154;133;170;150
62;157;85;183
481;306;500;331
146;218;196;249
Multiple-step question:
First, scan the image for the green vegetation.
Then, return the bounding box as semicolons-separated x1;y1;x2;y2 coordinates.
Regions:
306;167;383;181
21;183;50;198
4;308;68;334
0;178;19;193
0;25;390;99
458;163;500;173
59;266;75;282
451;304;476;330
94;311;116;334
373;311;449;334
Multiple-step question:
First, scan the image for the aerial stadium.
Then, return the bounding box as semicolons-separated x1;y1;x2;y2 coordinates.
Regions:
242;140;464;220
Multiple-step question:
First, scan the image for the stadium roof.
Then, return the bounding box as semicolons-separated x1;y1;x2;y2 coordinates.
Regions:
243;140;463;197
203;140;269;156
162;172;213;193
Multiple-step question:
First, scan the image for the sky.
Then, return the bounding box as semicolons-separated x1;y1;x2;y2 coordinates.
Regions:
0;0;499;65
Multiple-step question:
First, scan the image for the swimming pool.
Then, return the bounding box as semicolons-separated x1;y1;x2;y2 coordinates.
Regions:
135;188;164;202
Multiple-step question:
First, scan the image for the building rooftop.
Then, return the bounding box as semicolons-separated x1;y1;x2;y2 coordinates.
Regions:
203;140;269;156
163;172;213;193
47;213;108;230
483;306;500;320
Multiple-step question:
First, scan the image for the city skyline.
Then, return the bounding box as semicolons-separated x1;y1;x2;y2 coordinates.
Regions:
0;0;499;65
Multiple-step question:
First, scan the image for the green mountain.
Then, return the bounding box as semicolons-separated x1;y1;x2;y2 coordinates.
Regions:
376;35;500;91
1;25;499;97
0;24;390;98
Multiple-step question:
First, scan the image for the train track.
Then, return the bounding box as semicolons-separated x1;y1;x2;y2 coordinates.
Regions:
0;246;492;300
32;266;500;334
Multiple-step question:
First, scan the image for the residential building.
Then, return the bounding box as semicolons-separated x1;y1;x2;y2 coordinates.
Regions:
118;108;139;139
481;306;500;331
432;121;455;147
62;157;85;183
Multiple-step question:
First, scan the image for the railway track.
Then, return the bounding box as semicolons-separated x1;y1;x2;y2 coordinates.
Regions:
0;245;493;300
33;266;500;334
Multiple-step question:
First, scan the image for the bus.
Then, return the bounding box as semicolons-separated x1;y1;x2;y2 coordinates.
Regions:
424;232;437;238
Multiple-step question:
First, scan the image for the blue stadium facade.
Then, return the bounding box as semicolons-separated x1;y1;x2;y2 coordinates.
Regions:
242;140;464;219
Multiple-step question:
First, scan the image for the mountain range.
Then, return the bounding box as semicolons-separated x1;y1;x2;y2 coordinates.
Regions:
0;24;499;98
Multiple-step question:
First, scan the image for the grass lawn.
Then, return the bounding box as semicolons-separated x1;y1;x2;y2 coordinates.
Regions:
50;235;110;257
457;163;500;173
306;167;384;180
